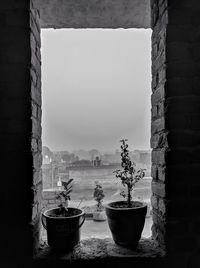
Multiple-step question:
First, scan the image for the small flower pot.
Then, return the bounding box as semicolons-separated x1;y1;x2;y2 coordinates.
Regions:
42;207;85;252
105;201;147;249
93;210;107;221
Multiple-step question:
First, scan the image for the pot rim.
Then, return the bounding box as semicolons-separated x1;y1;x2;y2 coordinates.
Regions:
43;207;85;219
105;200;148;210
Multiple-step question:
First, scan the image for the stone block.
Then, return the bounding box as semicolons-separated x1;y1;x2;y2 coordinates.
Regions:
158;198;166;215
151;117;165;134
166;96;200;114
151;195;158;210
0;64;30;84
166;164;200;186
166;148;200;165
31;52;41;74
0;27;30;46
151;85;165;104
0;43;30;64
0;9;29;27
151;132;168;149
151;165;158;180
167;61;200;78
166;114;200;131
165;77;195;97
152;181;166;197
32;116;42;136
166;42;191;62
152;149;166;165
166;24;196;43
31;83;41;105
151;102;164;119
33;152;42;169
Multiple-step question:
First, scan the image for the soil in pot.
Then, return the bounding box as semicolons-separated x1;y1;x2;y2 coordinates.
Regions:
48;207;80;217
110;201;143;209
105;201;147;249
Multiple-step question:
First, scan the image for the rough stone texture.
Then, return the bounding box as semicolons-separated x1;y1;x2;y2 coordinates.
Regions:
33;0;150;29
151;0;200;266
0;0;42;265
151;0;168;252
0;0;34;264
30;0;43;256
42;190;61;211
35;238;163;262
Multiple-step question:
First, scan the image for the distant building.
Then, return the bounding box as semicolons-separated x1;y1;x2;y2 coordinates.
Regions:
71;159;93;167
42;146;53;165
92;156;101;167
43;154;52;165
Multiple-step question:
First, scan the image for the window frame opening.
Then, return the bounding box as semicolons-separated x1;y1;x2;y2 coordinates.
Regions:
40;28;153;243
30;0;168;262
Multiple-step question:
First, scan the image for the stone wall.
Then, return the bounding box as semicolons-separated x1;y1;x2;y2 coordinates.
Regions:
0;0;31;262
151;0;200;266
1;0;200;267
30;0;42;256
42;190;61;211
151;0;168;251
0;0;42;263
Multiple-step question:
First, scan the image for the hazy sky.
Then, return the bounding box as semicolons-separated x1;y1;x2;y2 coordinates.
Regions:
41;29;152;152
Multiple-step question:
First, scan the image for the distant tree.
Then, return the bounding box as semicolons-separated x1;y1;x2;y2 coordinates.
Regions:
62;153;71;163
62;153;79;163
89;149;100;160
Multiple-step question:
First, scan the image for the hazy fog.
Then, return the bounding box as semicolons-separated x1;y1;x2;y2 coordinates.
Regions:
41;29;152;152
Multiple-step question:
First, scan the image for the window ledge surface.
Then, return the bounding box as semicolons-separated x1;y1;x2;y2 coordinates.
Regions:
35;237;164;261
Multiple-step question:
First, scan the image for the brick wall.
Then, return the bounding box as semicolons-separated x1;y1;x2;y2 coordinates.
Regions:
1;0;200;266
151;0;200;266
30;0;42;256
151;0;168;250
42;190;61;211
0;0;42;263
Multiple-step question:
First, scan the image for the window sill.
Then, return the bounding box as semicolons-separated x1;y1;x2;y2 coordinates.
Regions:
35;237;164;263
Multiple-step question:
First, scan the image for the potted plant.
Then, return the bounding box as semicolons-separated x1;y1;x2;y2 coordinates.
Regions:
93;181;106;221
42;179;85;251
105;139;147;249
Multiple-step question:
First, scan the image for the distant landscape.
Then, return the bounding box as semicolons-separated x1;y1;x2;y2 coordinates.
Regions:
41;145;152;239
42;145;152;206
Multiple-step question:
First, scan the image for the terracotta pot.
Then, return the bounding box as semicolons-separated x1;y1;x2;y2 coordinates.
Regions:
42;207;85;251
105;201;147;249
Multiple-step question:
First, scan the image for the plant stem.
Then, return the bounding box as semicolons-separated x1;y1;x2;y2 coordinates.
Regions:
127;185;131;208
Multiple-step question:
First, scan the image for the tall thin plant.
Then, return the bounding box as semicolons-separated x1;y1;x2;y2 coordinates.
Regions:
113;139;145;208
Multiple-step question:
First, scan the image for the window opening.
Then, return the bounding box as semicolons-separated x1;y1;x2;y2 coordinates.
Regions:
41;29;152;240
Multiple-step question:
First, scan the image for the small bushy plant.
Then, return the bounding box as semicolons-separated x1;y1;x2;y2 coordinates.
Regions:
113;139;145;208
93;181;105;211
56;178;73;216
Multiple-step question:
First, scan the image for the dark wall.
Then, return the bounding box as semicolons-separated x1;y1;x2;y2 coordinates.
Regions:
0;0;200;267
0;0;42;266
151;0;200;266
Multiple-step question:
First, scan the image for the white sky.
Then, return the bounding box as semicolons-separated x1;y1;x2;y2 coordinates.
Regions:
41;29;152;152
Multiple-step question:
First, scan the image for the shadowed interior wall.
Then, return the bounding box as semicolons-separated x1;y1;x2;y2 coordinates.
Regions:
0;0;200;267
151;0;200;266
0;0;42;264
